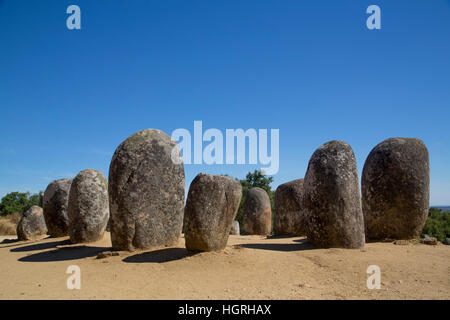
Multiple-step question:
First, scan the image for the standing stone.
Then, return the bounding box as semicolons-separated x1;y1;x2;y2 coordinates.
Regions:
43;178;72;237
362;138;430;240
17;206;47;241
39;192;44;207
184;174;242;252
274;179;306;236
230;221;240;235
303;140;365;248
108;129;185;251
242;187;272;235
68;169;109;243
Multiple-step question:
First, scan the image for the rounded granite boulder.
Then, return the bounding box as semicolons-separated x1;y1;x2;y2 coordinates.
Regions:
17;206;47;241
242;187;272;235
303;140;365;248
184;173;242;252
274;179;306;236
362;138;430;240
68;169;109;243
43;178;72;237
108;129;185;251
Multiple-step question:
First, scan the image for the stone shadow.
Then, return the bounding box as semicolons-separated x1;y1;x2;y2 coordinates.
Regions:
123;248;191;263
11;239;71;252
18;245;110;262
239;238;314;252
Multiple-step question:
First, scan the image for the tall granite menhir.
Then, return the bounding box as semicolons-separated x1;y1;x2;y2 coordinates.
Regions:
68;169;109;243
108;129;185;251
362;138;430;240
184;174;242;252
43;178;72;237
303;140;365;248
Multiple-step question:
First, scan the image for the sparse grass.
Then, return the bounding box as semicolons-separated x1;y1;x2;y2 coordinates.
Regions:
0;212;20;235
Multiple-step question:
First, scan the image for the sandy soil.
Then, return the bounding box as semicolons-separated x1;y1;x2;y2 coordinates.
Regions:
0;232;449;300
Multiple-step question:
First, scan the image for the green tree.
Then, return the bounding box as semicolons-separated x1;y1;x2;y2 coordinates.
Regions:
236;170;274;229
0;191;41;216
422;208;450;242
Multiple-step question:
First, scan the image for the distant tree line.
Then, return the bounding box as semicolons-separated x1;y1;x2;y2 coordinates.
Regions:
0;191;41;216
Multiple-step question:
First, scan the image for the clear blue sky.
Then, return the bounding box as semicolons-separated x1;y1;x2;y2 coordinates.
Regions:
1;0;449;205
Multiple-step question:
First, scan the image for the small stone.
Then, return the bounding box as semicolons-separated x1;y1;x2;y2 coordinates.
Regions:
68;169;109;243
184;173;242;252
394;240;409;245
230;221;240;235
242;187;272;235
444;238;450;245
43;178;72;237
16;206;47;241
420;236;437;245
274;179;306;236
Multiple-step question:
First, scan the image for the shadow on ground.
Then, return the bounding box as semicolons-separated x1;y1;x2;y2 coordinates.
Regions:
239;238;314;252
10;239;71;252
123;248;190;263
18;245;111;262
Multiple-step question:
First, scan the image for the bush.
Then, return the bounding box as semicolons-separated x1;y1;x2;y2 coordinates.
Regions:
0;213;20;235
422;208;450;242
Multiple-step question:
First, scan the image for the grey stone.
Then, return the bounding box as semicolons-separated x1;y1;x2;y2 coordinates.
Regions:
274;179;306;236
230;221;240;235
444;238;450;245
68;169;109;243
303;140;365;248
362;138;430;240
184;173;242;252
43;178;72;237
17;206;47;241
420;235;437;245
242;187;272;235
108;129;185;251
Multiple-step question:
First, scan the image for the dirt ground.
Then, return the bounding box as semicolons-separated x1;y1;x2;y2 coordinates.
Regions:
0;232;448;300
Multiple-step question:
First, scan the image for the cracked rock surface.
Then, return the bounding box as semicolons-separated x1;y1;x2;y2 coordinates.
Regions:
362;137;430;240
303;140;365;249
17;206;47;241
43;178;72;237
108;129;185;251
274;179;306;236
184;173;242;252
68;169;109;244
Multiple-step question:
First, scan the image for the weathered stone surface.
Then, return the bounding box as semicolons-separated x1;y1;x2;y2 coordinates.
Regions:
303;140;365;248
43;178;72;237
184;173;242;251
242;187;272;235
68;169;109;243
16;206;47;240
230;221;240;235
274;179;306;236
362;138;430;240
108;129;185;251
